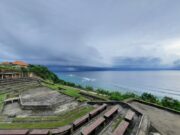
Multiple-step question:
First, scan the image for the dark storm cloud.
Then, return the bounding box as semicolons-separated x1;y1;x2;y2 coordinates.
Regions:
113;57;162;68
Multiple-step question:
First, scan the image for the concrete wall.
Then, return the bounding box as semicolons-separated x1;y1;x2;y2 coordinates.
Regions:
128;99;180;115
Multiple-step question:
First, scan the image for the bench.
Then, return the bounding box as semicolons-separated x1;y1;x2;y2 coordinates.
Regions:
29;129;49;135
104;105;119;118
89;104;107;118
50;125;72;135
81;117;105;135
125;110;135;121
0;129;29;135
113;120;129;135
73;114;89;129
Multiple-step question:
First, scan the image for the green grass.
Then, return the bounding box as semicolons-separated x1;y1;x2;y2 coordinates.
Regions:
80;91;109;101
6;92;19;99
42;82;60;90
0;116;6;122
0;94;6;101
0;65;20;71
0;106;94;129
59;85;108;101
43;83;80;97
0;94;6;111
61;87;80;97
111;116;123;131
42;83;89;102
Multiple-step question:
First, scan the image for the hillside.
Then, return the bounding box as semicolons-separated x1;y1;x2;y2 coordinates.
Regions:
0;63;180;111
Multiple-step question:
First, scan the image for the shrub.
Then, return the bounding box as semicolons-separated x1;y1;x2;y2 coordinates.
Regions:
141;92;159;103
85;86;94;91
161;96;180;111
96;88;111;95
109;92;123;101
122;92;137;99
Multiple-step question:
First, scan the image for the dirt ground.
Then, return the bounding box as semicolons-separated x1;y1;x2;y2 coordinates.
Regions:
129;101;180;135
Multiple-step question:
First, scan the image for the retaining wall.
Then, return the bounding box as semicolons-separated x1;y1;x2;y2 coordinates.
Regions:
127;99;180;115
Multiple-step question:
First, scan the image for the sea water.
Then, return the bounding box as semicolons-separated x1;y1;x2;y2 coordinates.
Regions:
56;71;180;100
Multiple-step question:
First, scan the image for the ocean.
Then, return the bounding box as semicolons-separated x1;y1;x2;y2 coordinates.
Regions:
55;70;180;100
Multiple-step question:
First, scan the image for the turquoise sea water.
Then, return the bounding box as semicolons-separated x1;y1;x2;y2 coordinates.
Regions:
56;71;180;100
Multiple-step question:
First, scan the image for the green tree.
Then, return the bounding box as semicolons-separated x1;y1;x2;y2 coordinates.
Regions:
161;96;180;111
141;92;159;103
122;92;137;99
109;91;123;101
85;86;94;91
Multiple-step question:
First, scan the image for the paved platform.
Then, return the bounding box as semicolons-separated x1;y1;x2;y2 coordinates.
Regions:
20;87;73;109
129;101;180;135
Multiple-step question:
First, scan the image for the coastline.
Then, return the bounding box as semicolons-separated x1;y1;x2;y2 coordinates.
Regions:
56;70;180;100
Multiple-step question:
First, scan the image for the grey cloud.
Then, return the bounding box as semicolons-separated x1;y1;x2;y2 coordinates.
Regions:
173;60;180;67
0;0;103;66
0;0;180;68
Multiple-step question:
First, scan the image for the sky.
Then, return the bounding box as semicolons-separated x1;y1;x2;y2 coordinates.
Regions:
1;0;180;68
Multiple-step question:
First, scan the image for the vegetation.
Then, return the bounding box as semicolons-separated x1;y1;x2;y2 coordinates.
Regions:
112;116;123;131
28;65;60;83
0;65;19;71
161;96;180;111
85;86;94;91
141;92;159;104
0;94;6;112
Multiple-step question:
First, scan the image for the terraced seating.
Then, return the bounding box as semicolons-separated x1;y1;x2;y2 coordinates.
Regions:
0;78;39;85
0;83;39;90
113;120;129;135
0;86;40;95
0;78;41;94
0;81;39;88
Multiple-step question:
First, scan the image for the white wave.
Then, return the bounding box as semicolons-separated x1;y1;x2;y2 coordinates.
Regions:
82;77;96;82
68;74;74;77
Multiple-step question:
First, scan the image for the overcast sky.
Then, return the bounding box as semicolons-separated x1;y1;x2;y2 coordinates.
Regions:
0;0;180;68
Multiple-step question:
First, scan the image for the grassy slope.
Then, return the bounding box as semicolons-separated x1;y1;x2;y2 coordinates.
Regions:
42;82;109;102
